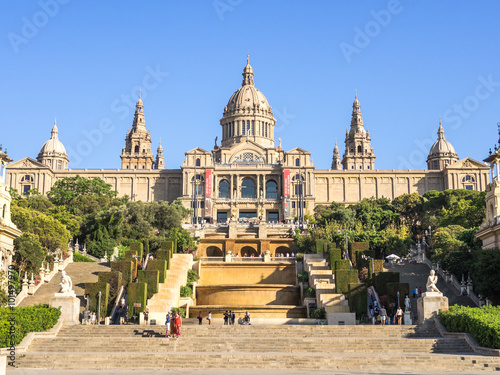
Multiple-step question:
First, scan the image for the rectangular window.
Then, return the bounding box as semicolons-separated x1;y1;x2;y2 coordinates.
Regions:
232;122;235;137
242;121;245;135
247;120;250;134
261;122;264;136
265;123;268;137
465;185;473;190
251;120;254;135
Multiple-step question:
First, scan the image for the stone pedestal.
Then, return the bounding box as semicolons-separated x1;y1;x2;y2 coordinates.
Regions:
417;292;448;324
49;292;79;325
403;311;412;325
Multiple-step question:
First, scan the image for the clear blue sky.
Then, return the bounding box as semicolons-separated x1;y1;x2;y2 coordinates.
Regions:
2;1;500;171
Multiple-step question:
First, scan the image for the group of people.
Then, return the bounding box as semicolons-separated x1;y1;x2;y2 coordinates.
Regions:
223;311;236;325
412;286;423;298
275;252;295;258
165;311;182;338
369;301;406;325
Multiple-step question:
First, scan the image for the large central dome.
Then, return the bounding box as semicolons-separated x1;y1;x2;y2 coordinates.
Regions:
220;57;276;148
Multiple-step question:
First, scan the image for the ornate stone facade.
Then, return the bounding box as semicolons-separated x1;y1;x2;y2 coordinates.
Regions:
6;58;490;223
0;150;22;276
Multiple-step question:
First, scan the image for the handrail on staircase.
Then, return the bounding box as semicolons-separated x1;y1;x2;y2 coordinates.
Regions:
367;286;381;319
110;285;125;323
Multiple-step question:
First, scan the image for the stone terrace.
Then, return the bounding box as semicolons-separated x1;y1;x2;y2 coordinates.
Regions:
11;323;500;372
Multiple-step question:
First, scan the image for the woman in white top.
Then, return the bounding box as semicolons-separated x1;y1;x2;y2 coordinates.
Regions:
207;311;212;325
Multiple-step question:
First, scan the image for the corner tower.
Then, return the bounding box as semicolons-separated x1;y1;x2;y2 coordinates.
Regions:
427;120;458;170
331;140;341;170
341;94;375;170
220;56;276;148
120;95;154;169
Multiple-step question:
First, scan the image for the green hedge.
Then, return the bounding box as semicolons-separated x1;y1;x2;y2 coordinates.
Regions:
130;242;144;260
335;269;359;294
147;260;167;283
128;282;147;315
373;272;399;296
328;247;342;271
84;282;110;316
98;271;124;305
111;261;134;284
348;283;368;318
386;282;409;309
334;260;350;270
73;252;96;262
439;305;500;349
315;239;328;255
348;242;369;268
157;240;173;270
0;304;61;347
137;270;159;299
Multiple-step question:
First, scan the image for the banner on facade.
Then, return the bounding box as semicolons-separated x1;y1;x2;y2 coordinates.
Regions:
284;169;291;218
205;169;212;218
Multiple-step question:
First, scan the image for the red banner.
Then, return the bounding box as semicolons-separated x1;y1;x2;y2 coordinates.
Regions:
284;169;290;196
205;169;212;197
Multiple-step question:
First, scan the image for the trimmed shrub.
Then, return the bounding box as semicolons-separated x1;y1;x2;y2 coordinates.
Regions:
73;252;96;262
137;270;159;299
111;261;134;284
130;242;144;260
0;304;61;347
310;308;326;319
439;305;500;349
348;242;369;268
348;283;368;318
335;269;359;294
386;282;410;309
304;287;316;299
328;247;342;271
128;282;147;316
98;271;124;305
315;239;327;255
373;272;399;296
147;260;167;283
334;260;350;270
85;282;110;316
172;307;185;318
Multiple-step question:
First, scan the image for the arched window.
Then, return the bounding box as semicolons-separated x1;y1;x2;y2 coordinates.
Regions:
191;174;205;195
2;204;6;219
134;145;139;153
195;158;201;167
357;145;362;153
295;158;300;167
462;175;475;183
218;180;230;199
241;178;255;198
266;180;278;199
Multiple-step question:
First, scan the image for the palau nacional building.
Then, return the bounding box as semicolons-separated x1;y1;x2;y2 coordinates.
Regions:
5;58;491;226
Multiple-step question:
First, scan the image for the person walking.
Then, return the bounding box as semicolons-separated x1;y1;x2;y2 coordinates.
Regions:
144;309;149;325
231;311;235;325
396;306;403;325
207;311;212;325
165;311;171;338
198;311;203;325
380;306;387;326
175;311;182;337
223;311;229;325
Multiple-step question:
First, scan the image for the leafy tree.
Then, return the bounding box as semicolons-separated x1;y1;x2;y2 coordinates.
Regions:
13;233;47;275
470;248;500;305
11;206;71;251
47;175;118;214
392;193;424;230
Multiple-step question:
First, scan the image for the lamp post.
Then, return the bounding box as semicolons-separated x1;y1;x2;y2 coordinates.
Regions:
397;290;400;309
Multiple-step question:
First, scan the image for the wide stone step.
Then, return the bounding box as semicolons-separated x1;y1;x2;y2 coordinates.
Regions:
14;353;500;371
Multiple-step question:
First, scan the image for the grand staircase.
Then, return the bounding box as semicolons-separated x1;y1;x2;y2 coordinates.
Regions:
145;254;193;321
304;254;350;313
12;322;500;371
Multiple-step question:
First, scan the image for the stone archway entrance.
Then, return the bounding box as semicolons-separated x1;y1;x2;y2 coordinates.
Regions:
241;246;259;257
275;246;293;257
206;246;223;257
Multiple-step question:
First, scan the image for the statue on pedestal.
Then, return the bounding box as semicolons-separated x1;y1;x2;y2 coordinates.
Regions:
404;295;410;312
58;271;73;294
426;269;440;293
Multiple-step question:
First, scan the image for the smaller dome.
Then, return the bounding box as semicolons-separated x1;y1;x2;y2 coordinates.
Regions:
39;121;67;156
428;124;457;157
